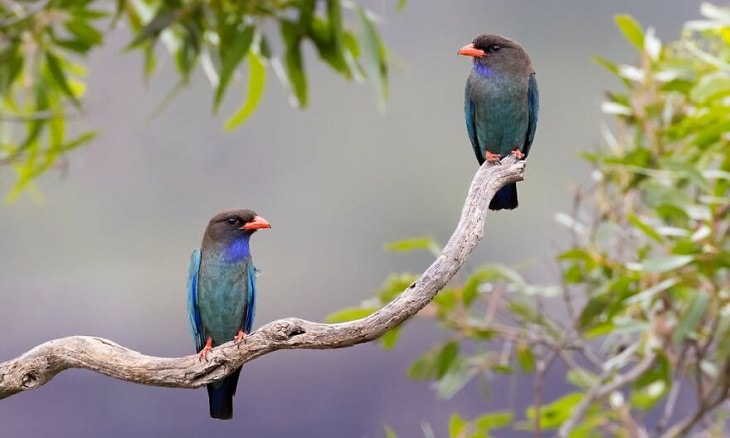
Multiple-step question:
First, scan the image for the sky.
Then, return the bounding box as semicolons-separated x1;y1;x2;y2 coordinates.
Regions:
0;1;702;437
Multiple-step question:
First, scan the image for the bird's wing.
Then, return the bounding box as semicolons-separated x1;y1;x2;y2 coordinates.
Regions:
523;73;539;157
242;261;257;334
464;80;484;164
187;249;205;352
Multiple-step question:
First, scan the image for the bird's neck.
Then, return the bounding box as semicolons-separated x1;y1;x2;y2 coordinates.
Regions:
473;62;496;78
221;237;252;263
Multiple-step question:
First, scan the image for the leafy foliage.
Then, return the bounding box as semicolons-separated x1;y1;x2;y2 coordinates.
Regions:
0;0;394;199
330;4;730;437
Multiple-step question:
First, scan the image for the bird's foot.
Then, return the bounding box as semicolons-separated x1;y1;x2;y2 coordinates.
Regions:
511;148;525;160
485;150;501;163
234;329;247;347
198;337;213;362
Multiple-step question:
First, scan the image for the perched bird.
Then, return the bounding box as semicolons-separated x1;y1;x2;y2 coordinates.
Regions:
458;34;539;210
187;209;271;419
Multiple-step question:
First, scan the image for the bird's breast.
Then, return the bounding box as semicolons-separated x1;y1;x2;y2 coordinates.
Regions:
197;255;253;345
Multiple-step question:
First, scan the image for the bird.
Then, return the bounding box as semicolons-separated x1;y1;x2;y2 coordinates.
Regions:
458;34;539;210
187;208;271;419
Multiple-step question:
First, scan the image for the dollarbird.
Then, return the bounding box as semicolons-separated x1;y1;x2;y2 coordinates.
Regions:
187;209;271;419
458;34;539;210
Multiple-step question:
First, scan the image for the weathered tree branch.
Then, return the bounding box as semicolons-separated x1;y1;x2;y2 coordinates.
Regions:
0;156;525;400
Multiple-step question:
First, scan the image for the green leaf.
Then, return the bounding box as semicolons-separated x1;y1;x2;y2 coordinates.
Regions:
516;344;535;373
627;213;663;243
280;21;308;107
408;354;435;380
436;341;460;378
224;51;266;130
380;327;401;350
525;392;583;429
377;273;418;303
449;413;467;438
356;6;388;109
690;72;730;103
396;0;408;11
214;25;254;112
474;411;513;432
126;9;178;50
615;14;644;49
65;20;103;46
672;291;709;343
436;360;474;399
461;270;492;306
592;55;621;76
384;236;441;256
325;307;377;323
326;0;346;68
566;369;598;389
639;255;693;273
45;52;80;108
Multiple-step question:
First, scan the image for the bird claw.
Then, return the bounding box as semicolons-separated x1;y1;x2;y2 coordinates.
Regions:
511;148;525;160
234;330;247;348
484;150;501;163
198;337;213;362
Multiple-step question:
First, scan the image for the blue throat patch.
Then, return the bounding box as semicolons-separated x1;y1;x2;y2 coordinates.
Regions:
474;62;495;78
224;237;251;262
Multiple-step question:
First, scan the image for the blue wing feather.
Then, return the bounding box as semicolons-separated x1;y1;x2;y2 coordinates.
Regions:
523;73;539;157
243;262;257;333
464;80;483;164
187;249;204;352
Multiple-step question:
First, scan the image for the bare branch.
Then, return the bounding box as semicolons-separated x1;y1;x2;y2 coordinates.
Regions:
0;156;526;400
557;352;657;438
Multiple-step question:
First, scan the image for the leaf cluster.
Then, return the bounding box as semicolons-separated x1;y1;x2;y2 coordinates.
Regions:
0;0;395;199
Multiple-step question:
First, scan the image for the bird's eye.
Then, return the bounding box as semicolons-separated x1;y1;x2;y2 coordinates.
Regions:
226;217;239;225
489;44;502;52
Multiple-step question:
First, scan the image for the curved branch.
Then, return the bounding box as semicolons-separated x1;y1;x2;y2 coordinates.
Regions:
0;156;526;400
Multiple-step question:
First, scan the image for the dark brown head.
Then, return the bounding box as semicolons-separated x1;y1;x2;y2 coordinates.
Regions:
458;34;533;75
202;208;271;247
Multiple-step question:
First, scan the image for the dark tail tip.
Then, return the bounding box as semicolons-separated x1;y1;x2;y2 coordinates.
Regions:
207;383;234;419
207;367;242;420
489;183;519;210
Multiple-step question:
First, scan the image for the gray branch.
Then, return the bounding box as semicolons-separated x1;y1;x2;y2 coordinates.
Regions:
0;156;526;400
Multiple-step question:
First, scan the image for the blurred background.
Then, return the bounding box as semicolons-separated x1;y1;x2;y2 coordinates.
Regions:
0;1;701;437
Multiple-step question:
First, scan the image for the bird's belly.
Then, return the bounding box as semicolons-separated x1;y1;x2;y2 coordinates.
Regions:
197;264;250;346
476;98;529;156
471;76;530;157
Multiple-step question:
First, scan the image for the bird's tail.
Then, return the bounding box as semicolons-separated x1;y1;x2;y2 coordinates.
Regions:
207;367;243;420
489;183;519;210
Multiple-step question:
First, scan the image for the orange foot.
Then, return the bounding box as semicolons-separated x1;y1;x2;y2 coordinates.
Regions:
234;329;247;346
511;148;525;159
198;337;213;361
485;150;501;163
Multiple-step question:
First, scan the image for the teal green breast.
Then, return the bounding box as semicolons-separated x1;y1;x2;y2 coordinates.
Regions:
197;255;253;346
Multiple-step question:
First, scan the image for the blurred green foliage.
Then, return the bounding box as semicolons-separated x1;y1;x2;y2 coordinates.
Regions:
0;0;395;200
332;4;730;437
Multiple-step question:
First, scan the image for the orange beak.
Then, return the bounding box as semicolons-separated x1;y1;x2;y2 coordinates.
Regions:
241;215;271;231
457;43;486;58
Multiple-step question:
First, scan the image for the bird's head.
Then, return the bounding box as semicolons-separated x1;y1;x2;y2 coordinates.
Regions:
203;209;271;246
458;34;533;75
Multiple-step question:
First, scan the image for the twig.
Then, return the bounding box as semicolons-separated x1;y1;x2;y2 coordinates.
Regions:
557;352;657;438
534;348;560;438
660;357;730;438
0;156;526;400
